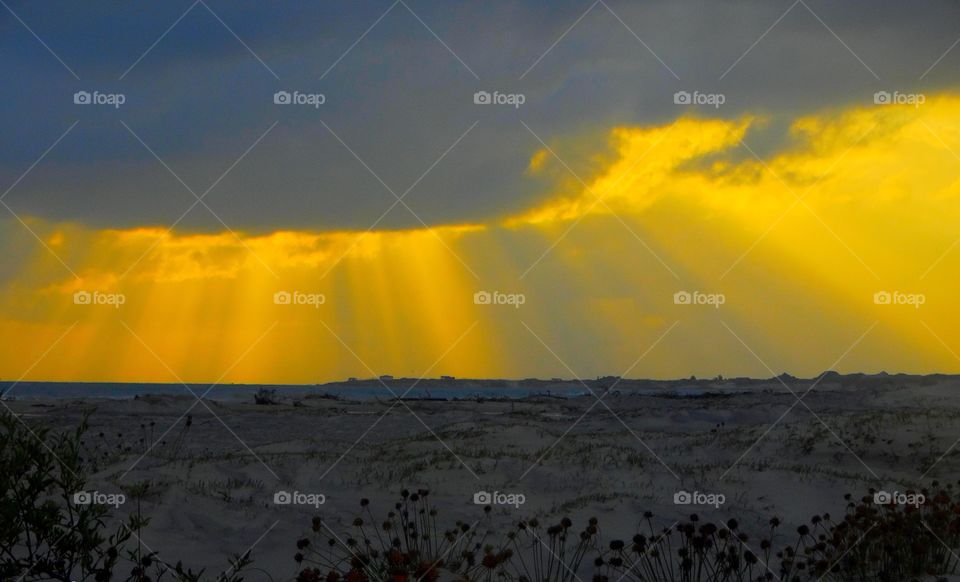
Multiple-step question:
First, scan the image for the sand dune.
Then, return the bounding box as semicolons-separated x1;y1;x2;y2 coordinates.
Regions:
5;374;959;575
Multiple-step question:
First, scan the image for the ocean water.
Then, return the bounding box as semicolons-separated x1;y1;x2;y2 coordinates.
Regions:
0;381;593;402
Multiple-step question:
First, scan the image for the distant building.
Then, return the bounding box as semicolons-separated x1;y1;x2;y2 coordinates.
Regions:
441;375;456;381
379;375;394;382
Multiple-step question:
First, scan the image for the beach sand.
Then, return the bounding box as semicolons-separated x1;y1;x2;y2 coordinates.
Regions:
6;374;959;577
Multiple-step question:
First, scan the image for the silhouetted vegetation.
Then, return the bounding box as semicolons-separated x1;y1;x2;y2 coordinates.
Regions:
302;487;960;582
0;413;251;581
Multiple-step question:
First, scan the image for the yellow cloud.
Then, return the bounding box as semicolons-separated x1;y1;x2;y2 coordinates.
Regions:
507;116;754;226
527;148;550;173
2;95;960;383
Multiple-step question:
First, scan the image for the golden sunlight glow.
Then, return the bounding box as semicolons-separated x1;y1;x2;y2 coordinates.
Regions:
2;95;960;383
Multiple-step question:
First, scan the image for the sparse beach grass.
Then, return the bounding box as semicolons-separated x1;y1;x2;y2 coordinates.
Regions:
3;377;960;580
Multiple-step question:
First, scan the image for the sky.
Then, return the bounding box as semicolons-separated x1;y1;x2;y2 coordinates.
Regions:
1;0;960;383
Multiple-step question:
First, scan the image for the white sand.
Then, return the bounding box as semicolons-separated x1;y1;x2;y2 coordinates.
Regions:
6;374;959;576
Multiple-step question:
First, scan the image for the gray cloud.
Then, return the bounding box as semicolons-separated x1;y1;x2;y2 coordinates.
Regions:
1;0;958;232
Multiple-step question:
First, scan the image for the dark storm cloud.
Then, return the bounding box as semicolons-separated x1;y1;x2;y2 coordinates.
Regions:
0;0;958;232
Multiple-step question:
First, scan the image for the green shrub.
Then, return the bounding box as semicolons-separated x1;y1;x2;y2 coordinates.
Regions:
0;412;254;582
0;413;130;581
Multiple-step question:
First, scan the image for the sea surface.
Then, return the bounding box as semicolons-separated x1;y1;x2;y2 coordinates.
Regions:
0;381;731;402
0;381;594;401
